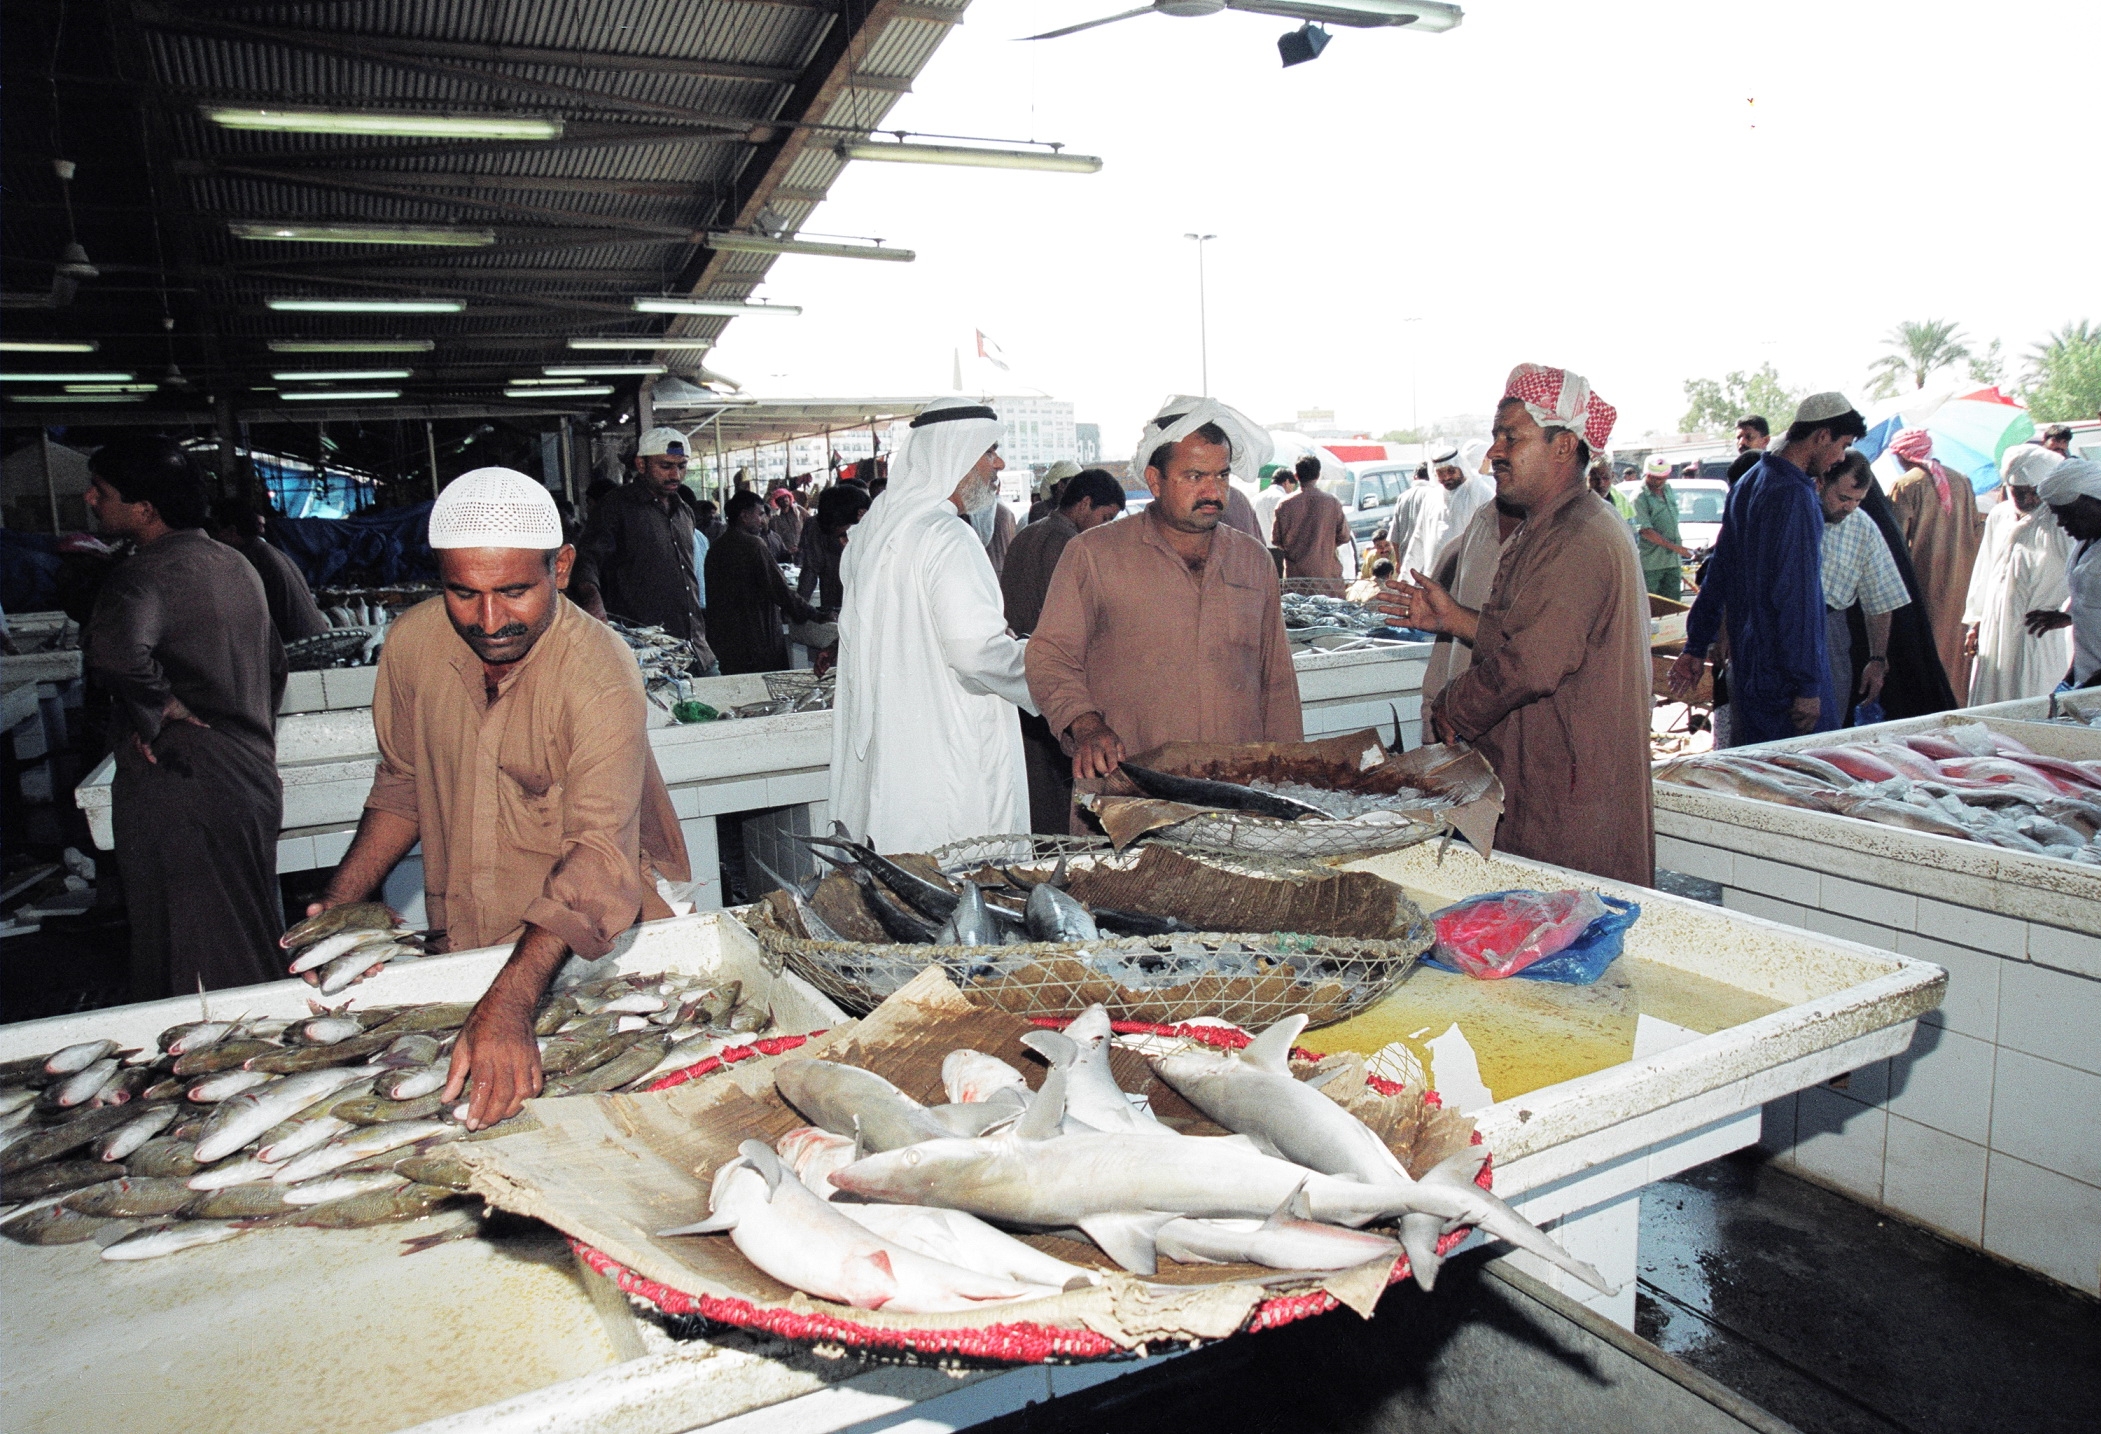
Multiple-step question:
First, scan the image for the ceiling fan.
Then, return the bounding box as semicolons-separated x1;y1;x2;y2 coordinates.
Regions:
1020;0;1465;45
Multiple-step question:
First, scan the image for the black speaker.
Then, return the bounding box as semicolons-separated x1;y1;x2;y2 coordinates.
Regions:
1278;22;1330;67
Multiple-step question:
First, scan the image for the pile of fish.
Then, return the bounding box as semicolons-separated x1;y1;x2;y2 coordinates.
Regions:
281;902;426;995
283;627;385;672
610;620;710;691
1279;591;1395;640
725;673;835;719
0;970;776;1260
1656;722;2101;864
658;1005;1612;1314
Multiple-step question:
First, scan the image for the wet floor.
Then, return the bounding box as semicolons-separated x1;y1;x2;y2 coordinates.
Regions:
1637;1149;2101;1434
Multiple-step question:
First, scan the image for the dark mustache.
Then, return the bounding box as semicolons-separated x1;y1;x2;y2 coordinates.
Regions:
464;622;530;642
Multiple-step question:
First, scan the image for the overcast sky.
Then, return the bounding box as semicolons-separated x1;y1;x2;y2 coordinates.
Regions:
707;0;2098;454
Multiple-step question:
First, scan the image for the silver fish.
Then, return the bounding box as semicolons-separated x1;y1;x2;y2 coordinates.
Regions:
164;1022;238;1057
1157;1197;1402;1271
270;1119;457;1184
951;882;999;946
94;1105;179;1163
1026;881;1099;943
256;1115;352;1165
291;1016;365;1046
43;1040;116;1076
102;1220;249;1262
193;1065;382;1162
0;1087;38;1119
287;926;397;976
185;1070;275;1103
283;1170;408;1206
185;1154;289;1191
54;1057;122;1108
380;1065;448;1101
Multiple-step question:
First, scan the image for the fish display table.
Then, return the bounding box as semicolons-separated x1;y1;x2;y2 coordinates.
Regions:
1651;697;2101;1296
0;848;1938;1434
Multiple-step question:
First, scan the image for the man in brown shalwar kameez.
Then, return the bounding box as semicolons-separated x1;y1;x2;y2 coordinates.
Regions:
1027;400;1302;789
1382;365;1653;886
307;469;688;1130
84;437;287;998
1269;453;1354;586
1887;429;1984;706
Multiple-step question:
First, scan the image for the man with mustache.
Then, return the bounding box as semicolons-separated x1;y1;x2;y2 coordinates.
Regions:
1027;397;1302;803
306;468;689;1129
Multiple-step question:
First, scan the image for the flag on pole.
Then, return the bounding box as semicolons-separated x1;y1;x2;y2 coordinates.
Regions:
975;329;1010;372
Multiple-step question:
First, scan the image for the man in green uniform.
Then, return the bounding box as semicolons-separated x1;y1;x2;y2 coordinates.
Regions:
1631;456;1692;599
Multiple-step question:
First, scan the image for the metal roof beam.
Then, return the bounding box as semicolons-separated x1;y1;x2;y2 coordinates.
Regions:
189;123;754;168
201;169;722;200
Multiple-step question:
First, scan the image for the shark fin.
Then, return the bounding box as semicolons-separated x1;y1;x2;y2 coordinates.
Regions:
739;1139;787;1197
1020;1029;1078;1069
1264;1180;1310;1228
1398;1212;1445;1291
658;1213;736;1236
1390;702;1408;754
1421;1152;1616;1296
1013;1068;1068;1142
1077;1212;1176;1275
1240;1015;1308;1074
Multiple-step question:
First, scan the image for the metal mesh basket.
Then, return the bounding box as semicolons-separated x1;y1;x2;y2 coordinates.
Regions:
749;836;1430;1029
1146;808;1451;861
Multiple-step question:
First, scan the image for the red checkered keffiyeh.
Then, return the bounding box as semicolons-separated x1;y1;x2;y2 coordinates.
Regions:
1891;427;1953;513
1502;363;1617;452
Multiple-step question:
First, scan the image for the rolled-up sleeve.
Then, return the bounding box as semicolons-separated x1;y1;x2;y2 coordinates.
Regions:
521;673;651;958
85;570;172;741
1025;542;1100;737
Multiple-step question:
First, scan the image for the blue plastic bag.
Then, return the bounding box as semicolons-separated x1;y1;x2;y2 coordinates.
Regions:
1423;894;1641;985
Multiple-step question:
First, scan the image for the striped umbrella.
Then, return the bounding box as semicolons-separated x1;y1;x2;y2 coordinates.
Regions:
1860;385;2036;493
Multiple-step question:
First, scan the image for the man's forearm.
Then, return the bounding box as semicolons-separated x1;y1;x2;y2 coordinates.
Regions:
1865;610;1892;660
485;923;569;1012
322;807;421;905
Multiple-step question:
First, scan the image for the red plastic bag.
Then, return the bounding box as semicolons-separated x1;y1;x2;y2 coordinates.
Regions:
1431;889;1608;980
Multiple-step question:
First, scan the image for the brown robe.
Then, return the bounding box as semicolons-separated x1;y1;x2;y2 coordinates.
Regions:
230;534;330;641
1026;510;1303;760
1269;485;1353;582
1434;484;1654;887
86;530;287;997
1000;510;1083;832
364;596;688;957
1889;466;1985;706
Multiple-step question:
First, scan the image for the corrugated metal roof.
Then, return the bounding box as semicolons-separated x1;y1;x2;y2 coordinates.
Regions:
1;0;972;424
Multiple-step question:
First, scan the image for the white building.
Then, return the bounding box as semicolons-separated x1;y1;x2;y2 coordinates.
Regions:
986;395;1077;471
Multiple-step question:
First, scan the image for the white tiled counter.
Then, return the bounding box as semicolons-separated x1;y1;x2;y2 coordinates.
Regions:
1293;641;1431;742
1654;705;2101;1294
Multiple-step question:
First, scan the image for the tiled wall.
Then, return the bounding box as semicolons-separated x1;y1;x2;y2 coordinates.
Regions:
1658;830;2101;1296
740;799;830;900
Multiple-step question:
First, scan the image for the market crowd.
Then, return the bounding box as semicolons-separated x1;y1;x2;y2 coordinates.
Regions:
59;365;2097;1126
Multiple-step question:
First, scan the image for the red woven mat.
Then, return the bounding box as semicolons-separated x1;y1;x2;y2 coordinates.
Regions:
578;1017;1486;1362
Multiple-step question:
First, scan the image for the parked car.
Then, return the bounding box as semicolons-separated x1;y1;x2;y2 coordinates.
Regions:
1617;476;1728;556
1337;460;1418;545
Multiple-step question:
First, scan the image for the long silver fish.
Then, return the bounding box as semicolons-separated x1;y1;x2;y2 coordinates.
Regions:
43;1040;116;1077
269;1119;457;1184
1150;1015;1611;1294
102;1220;249;1262
186;1070;275;1104
1025;880;1099;943
287;926;398;976
192;1065;382;1162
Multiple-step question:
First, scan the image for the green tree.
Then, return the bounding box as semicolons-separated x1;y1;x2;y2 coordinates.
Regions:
1967;337;2004;387
1679;363;1804;436
2023;320;2101;422
1865;318;1972;399
1379;428;1425;444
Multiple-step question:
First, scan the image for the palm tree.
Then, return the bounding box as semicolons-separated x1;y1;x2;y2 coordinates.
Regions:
1866;319;1973;399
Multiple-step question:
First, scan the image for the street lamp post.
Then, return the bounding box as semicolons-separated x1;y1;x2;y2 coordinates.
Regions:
1184;233;1216;395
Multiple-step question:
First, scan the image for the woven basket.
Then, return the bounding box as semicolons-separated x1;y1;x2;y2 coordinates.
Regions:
747;837;1430;1028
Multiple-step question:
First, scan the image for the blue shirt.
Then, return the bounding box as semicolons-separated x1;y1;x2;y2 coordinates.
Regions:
691;527;709;609
1685;451;1836;743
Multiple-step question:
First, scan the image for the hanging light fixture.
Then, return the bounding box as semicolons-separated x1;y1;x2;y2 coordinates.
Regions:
203;107;563;140
631;298;801;317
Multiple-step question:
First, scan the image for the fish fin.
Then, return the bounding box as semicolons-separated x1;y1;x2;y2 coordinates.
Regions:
1240;1015;1308;1074
1019;1029;1077;1069
1398;1212;1445;1292
1390;701;1407;754
866;1248;893;1276
739;1139;787;1197
1302;1066;1347;1091
850;1116;864;1164
1013;1069;1068;1142
198;974;211;1022
1264;1180;1309;1228
927;1103;1009;1137
1051;855;1069;889
1421;1156;1615;1296
1077;1212;1176;1276
658;1214;736;1237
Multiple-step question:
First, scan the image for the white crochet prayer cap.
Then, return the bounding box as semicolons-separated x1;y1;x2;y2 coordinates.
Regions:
428;467;563;549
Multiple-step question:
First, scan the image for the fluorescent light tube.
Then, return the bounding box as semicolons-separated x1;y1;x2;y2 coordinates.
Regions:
267;299;465;313
0;371;135;382
631;298;801;317
704;233;914;262
541;365;666;377
269;339;434;353
0;340;98;353
231;223;497;246
504;386;613;398
278;389;403;401
204;107;562;140
8;393;146;404
269;369;412;382
837;141;1101;173
567;338;715;351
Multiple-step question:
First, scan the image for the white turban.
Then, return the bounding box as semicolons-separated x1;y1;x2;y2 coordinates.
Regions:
2000;443;2063;491
1133;395;1273;483
2037;458;2101;507
427;467;562;549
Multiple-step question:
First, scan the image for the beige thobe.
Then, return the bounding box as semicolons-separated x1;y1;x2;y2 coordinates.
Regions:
1434;485;1654;886
1026;511;1303;759
1889;466;1985;706
365;596;687;957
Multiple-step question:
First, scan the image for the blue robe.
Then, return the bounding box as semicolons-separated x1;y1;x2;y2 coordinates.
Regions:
1685;451;1836;745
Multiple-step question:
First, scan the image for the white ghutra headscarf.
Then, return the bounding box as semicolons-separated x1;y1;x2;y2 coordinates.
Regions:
1132;395;1273;482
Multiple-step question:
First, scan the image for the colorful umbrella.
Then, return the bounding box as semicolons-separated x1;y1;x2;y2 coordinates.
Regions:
1859;385;2036;493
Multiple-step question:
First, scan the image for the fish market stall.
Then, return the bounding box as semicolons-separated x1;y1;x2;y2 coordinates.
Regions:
1651;703;2101;1295
0;912;874;1434
1291;640;1432;743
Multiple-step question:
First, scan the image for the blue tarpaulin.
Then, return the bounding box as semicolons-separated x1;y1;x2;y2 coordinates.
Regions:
269;502;436;588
